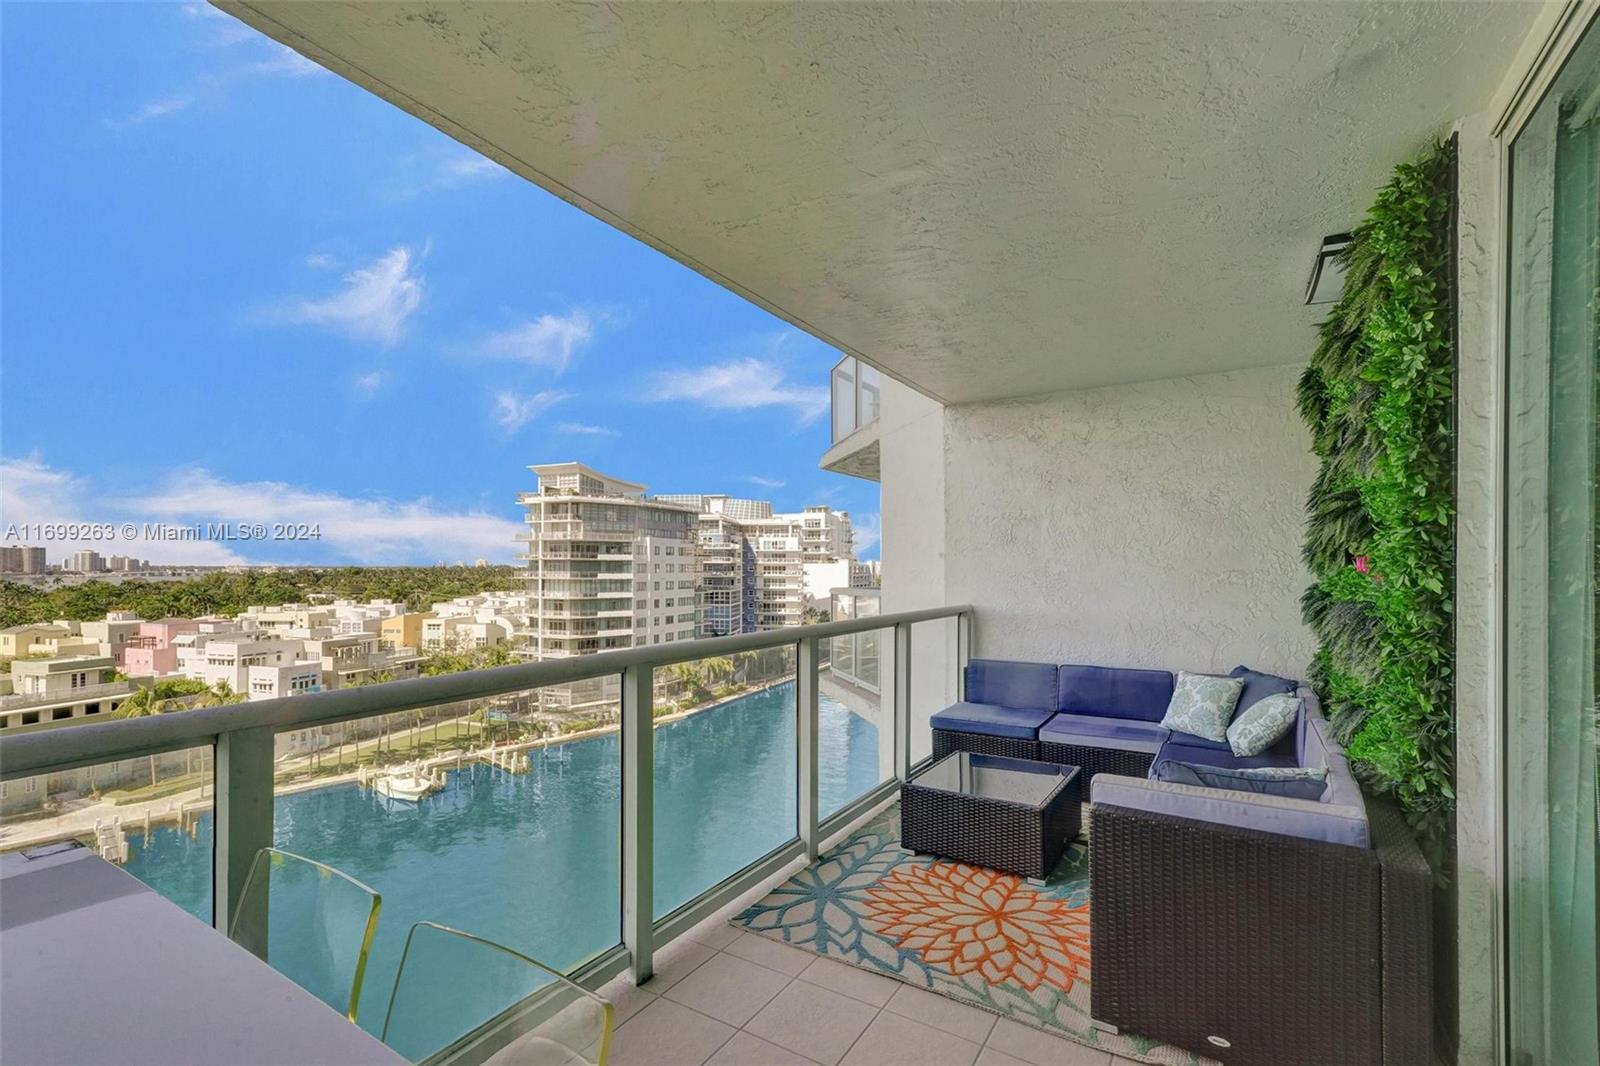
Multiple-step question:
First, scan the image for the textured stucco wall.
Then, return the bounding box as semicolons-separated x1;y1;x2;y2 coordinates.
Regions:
877;377;958;762
879;377;946;614
943;364;1317;680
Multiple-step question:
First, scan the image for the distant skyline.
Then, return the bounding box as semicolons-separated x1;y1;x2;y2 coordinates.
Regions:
0;3;878;567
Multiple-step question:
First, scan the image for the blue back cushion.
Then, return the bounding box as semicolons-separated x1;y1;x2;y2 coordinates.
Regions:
1056;664;1175;722
1229;665;1299;714
1229;666;1301;757
963;659;1057;710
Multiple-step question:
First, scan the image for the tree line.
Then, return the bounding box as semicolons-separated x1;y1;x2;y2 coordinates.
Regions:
0;567;521;628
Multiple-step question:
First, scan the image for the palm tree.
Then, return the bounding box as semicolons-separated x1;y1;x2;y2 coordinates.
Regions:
197;680;242;708
703;657;735;688
115;687;170;787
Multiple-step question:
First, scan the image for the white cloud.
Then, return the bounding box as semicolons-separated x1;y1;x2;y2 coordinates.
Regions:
493;390;571;433
107;97;195;129
114;467;524;564
477;311;594;373
354;371;385;399
1;455;89;526
0;455;245;565
234;46;322;80
305;252;338;270
852;512;881;558
442;155;507;182
740;475;786;489
647;358;829;425
181;2;258;47
3;456;524;565
555;422;618;437
277;246;425;347
378;149;510;203
110;11;325;130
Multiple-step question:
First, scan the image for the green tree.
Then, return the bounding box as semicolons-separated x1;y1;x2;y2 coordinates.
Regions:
114;686;172;787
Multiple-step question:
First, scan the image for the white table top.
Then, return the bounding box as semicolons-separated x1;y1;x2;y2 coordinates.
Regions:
0;844;407;1066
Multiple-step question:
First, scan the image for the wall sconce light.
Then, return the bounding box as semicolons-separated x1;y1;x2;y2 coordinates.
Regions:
1305;233;1353;305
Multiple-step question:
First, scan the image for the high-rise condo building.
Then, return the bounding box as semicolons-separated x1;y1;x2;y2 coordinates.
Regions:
652;495;859;636
65;550;106;573
517;463;700;712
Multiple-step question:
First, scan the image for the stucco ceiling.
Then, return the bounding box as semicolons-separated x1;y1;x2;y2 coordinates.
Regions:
221;1;1541;404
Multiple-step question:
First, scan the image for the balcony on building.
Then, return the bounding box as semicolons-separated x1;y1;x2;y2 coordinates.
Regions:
820;355;882;481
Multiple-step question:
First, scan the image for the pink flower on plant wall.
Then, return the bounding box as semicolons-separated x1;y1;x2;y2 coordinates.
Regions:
1353;555;1371;574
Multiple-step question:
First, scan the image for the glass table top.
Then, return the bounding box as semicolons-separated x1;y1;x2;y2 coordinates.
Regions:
909;752;1076;808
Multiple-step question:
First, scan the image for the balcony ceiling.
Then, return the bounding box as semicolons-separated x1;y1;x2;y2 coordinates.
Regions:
221;1;1539;404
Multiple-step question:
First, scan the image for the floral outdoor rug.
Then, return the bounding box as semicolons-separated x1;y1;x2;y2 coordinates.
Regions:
732;803;1209;1065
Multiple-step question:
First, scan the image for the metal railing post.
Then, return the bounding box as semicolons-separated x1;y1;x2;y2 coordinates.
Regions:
797;637;820;861
214;726;274;946
956;610;973;701
893;622;912;781
621;665;654;984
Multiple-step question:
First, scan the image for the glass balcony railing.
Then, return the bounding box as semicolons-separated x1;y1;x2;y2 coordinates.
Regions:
0;604;972;1057
830;355;882;444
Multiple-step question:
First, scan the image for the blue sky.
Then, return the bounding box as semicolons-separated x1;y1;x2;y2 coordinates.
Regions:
0;2;877;566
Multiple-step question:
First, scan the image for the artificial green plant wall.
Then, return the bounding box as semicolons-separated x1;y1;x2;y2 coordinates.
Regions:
1297;139;1457;841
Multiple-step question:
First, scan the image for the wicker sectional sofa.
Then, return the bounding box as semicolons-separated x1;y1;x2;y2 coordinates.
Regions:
927;659;1432;1066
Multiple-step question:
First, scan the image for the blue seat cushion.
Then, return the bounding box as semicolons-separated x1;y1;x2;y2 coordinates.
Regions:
1056;664;1174;722
1040;713;1169;754
964;659;1057;710
1154;738;1296;773
1229;665;1299;715
931;702;1054;740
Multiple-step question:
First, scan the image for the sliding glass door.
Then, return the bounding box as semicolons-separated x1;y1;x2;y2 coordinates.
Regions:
1504;21;1599;1066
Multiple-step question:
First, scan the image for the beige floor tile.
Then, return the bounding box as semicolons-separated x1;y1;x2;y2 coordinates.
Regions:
744;980;880;1065
840;1010;982;1066
723;931;816;977
688;920;746;951
976;1047;1033;1066
795;957;900;1008
646;937;720;993
596;974;658;1026
984;1019;1112;1066
705;1030;823;1066
664;952;793;1027
608;997;736;1066
882;984;997;1044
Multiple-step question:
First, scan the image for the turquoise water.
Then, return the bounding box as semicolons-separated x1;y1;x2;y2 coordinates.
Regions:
123;682;881;1041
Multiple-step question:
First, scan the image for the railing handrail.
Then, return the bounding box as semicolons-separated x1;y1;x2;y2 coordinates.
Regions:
0;604;971;780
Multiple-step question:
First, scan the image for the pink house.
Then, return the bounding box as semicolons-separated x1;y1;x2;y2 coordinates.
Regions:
121;618;199;678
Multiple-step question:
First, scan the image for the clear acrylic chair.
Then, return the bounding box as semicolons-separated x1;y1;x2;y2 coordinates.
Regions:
381;922;614;1066
229;847;382;1023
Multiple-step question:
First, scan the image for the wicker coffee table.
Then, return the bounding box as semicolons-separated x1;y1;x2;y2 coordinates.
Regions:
901;752;1082;880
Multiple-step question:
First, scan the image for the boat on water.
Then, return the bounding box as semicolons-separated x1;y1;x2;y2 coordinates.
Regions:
372;764;444;802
